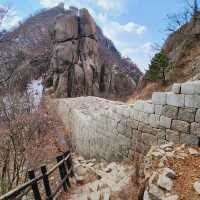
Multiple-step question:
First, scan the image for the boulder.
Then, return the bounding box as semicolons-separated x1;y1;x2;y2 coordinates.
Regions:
162;195;179;200
54;14;79;42
193;180;200;194
157;168;176;191
149;184;164;199
162;168;176;179
188;148;199;156
157;174;173;191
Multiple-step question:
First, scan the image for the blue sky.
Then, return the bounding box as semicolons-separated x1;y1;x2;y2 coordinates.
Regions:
0;0;186;72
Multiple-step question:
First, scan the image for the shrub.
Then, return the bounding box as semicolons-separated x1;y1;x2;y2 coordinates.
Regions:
146;49;170;84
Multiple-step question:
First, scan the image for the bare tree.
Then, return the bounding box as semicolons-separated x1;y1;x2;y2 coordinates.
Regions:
0;4;11;29
0;91;62;194
166;0;200;32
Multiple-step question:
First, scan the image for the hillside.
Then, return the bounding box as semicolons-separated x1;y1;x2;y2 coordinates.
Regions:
129;11;200;102
164;12;200;82
0;4;142;99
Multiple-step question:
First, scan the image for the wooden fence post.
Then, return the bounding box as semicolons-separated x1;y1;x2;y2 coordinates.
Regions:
41;165;52;200
28;170;41;200
56;155;68;192
64;151;74;177
63;152;71;187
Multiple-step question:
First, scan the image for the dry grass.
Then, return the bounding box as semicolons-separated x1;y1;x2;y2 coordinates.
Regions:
127;82;168;104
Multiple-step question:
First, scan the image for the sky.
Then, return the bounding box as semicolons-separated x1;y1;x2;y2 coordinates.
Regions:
0;0;187;72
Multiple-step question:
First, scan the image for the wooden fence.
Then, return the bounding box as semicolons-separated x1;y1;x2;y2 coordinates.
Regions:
0;151;73;200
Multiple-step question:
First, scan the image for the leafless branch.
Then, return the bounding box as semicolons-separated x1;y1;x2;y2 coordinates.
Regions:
166;0;200;33
0;4;11;29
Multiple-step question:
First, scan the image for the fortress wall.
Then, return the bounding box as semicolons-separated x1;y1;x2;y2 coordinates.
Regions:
52;80;200;161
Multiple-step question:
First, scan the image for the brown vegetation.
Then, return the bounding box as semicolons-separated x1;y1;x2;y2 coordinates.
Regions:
166;146;200;200
0;94;69;195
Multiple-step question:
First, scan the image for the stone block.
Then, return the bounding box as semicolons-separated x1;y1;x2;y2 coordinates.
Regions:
138;111;143;122
157;129;166;140
191;122;200;137
181;81;200;95
153;128;165;136
131;120;139;129
134;100;144;111
180;134;199;146
149;114;160;128
143;102;155;114
157;139;168;146
152;92;167;105
132;109;139;121
196;109;200;123
138;122;156;135
132;130;142;143
135;142;145;154
185;95;200;108
117;107;130;118
172;83;181;94
142;132;157;145
171;120;190;133
166;93;185;107
155;105;163;115
162;105;178;119
160;116;172;129
138;112;149;124
178;107;196;122
166;129;180;144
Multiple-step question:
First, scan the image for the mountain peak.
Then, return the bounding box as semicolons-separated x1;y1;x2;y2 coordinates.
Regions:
0;5;142;98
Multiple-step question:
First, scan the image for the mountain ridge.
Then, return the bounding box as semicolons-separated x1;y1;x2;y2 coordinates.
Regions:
0;4;142;99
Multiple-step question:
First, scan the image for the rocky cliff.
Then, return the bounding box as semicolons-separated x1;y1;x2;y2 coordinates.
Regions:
163;12;200;83
0;4;142;98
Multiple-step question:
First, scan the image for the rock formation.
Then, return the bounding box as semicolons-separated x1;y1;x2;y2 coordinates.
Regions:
44;8;137;98
0;4;142;98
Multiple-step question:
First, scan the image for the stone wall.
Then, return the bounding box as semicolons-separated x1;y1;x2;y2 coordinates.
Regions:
52;80;200;161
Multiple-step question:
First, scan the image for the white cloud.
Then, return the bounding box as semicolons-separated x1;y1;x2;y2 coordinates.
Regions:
0;5;21;30
38;0;60;7
38;0;125;13
122;42;154;72
98;14;146;40
37;0;152;71
96;14;152;71
95;0;125;12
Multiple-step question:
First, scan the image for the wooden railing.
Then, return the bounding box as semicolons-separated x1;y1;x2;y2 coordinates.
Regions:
0;151;73;200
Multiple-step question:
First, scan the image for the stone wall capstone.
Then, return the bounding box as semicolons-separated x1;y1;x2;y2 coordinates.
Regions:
52;80;200;161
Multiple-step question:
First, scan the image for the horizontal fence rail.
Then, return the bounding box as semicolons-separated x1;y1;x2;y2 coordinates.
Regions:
0;151;73;200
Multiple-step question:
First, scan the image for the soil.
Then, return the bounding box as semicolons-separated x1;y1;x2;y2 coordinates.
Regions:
166;148;200;200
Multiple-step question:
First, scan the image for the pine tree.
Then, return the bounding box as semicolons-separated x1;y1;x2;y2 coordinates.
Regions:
146;49;170;84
